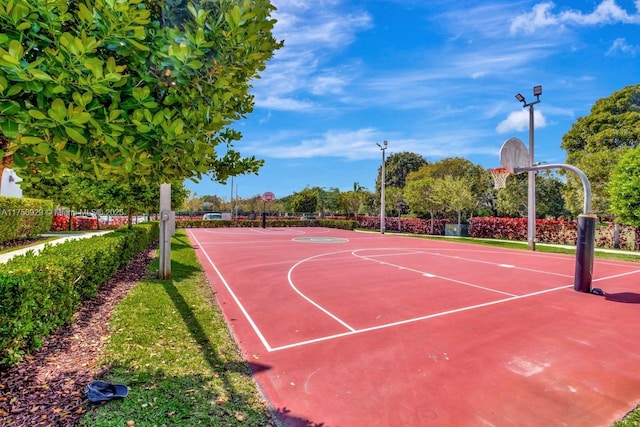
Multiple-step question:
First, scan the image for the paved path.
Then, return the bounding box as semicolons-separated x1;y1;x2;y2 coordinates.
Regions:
0;231;113;264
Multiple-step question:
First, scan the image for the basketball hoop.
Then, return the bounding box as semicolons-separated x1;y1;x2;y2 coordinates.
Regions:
490;167;510;189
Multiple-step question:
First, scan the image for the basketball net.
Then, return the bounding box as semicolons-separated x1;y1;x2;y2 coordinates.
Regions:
490;168;510;189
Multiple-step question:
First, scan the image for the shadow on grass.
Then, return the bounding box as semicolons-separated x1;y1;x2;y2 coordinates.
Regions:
158;274;325;426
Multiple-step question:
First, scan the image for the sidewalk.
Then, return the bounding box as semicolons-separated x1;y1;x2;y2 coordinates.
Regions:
0;231;113;264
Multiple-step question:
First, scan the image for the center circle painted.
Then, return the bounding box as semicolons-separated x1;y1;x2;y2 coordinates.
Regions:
293;237;349;243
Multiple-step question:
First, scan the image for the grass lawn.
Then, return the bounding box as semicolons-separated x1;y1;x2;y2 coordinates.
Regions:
79;230;274;426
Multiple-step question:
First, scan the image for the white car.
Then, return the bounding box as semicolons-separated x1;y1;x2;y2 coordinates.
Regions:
202;212;223;220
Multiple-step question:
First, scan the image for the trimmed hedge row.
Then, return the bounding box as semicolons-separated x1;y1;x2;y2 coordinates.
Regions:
0;196;53;244
469;217;640;250
0;223;159;369
357;216;452;235
177;218;357;230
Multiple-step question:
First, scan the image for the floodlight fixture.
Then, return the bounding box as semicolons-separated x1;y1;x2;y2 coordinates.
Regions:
533;85;542;96
515;93;525;103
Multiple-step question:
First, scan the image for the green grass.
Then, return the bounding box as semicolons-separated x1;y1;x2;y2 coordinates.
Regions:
613;405;640;427
79;230;273;426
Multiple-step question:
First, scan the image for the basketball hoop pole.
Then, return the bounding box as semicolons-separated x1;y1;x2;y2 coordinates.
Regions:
514;163;596;293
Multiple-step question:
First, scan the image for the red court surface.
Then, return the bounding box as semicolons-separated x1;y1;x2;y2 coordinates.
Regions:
187;227;640;426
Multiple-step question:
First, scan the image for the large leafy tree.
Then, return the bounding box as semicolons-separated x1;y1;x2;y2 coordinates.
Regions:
406;157;491;215
376;151;427;192
403;177;441;234
561;84;640;216
433;176;473;226
608;146;640;226
336;191;362;218
24;175;188;226
290;188;318;214
0;0;281;191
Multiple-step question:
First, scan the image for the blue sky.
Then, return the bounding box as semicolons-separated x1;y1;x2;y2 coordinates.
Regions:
186;0;640;201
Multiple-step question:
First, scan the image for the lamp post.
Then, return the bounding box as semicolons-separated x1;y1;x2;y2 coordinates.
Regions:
515;85;542;251
376;140;388;234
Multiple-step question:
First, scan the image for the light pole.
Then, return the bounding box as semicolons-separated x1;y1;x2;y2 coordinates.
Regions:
515;85;542;251
376;140;388;234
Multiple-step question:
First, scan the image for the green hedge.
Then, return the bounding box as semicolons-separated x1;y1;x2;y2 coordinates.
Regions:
0;196;53;244
0;222;158;369
176;219;357;230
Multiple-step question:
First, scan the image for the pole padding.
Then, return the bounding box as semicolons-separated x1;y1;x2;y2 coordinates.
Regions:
574;214;597;293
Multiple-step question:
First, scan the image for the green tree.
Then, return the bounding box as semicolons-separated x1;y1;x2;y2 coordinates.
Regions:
360;191;378;216
0;0;281;192
608;146;640;226
496;170;567;218
24;174;188;227
385;186;406;218
406;157;491;216
290;188;318;214
433;176;473;225
376;152;427;192
403;177;441;234
561;84;640;215
312;187;339;217
336;191;362;218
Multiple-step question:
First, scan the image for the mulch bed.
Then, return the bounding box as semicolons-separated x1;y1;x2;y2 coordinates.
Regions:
0;237;49;253
0;246;156;427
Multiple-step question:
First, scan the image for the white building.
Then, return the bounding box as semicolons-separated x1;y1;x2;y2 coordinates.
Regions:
0;168;23;198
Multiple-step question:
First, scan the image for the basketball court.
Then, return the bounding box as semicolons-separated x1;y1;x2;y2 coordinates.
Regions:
186;227;640;426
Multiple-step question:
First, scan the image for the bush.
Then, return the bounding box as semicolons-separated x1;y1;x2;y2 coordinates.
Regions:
469;217;639;249
0;222;158;369
0;197;53;243
357;216;452;235
50;214;98;232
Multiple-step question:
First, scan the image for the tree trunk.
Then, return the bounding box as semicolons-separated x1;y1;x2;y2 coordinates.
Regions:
613;222;620;249
429;211;435;235
127;207;133;229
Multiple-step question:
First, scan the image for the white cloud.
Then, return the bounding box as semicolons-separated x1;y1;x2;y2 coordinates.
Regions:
248;128;384;160
606;38;640;56
496;109;548;134
252;1;372;111
510;1;640;34
256;96;316;111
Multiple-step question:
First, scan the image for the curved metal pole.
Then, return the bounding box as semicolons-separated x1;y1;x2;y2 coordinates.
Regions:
514;163;596;293
514;163;591;214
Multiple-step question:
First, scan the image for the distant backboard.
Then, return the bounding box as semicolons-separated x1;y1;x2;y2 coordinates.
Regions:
500;138;530;173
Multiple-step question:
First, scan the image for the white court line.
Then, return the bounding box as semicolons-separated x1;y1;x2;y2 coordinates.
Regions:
269;284;573;352
287;252;357;332
593;269;640;282
351;249;518;297
188;230;274;352
359;249;574;279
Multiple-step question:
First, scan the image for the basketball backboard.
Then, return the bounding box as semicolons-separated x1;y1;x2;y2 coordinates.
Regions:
499;138;530;173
